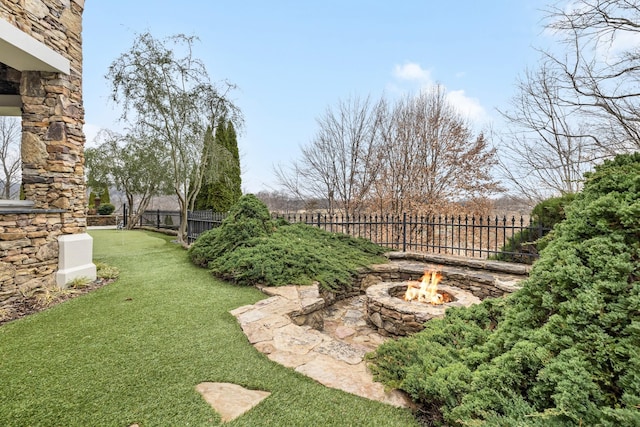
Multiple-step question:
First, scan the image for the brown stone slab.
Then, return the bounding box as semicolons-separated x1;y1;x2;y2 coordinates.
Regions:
272;323;324;354
295;356;411;408
195;382;270;423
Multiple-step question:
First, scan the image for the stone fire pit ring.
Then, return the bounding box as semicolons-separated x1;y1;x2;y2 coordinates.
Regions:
365;282;481;336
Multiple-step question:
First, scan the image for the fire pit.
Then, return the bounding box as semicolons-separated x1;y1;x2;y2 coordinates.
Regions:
365;270;481;336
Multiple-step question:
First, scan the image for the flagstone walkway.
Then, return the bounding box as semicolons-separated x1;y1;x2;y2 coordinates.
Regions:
230;284;413;408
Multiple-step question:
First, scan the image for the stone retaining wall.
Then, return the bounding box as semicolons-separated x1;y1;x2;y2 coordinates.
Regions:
319;255;527;306
87;215;117;227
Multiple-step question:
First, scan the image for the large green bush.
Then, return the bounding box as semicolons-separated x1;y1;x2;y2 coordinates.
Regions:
188;194;274;267
368;153;640;426
188;194;386;290
493;193;576;263
209;223;386;289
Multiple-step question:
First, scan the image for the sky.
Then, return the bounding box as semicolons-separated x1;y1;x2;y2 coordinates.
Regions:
81;1;551;194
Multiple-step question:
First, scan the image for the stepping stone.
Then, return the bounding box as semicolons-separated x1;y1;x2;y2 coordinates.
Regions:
195;382;270;423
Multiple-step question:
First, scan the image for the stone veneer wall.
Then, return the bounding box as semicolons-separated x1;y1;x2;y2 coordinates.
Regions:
0;210;65;309
86;215;117;227
0;0;86;317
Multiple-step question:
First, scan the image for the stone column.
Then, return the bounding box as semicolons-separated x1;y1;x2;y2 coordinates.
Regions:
21;69;87;233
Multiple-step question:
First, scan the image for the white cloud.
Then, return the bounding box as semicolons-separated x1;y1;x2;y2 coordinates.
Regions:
393;62;433;84
446;89;488;123
391;62;489;125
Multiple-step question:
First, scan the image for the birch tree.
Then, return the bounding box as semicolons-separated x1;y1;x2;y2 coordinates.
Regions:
107;32;242;243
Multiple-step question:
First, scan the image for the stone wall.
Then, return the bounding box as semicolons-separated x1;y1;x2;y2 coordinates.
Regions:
86;215;117;227
0;1;87;316
0;209;64;313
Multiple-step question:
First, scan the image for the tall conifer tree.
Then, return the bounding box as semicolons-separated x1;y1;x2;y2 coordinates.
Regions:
194;119;242;211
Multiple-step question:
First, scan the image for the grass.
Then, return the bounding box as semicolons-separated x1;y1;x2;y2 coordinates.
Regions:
0;229;417;426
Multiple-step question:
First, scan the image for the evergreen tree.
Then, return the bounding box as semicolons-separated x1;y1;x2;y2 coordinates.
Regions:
100;187;111;204
88;191;96;208
225;121;242;206
194;119;242;212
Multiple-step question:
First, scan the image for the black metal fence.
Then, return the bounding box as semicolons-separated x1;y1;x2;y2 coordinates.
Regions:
139;209;182;230
185;210;551;261
186;210;227;244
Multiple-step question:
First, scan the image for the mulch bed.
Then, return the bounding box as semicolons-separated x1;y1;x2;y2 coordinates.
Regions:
0;277;114;327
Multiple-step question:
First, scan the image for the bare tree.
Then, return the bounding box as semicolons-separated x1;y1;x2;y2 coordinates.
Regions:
498;65;596;201
374;86;502;214
254;190;309;214
0;117;21;199
370;95;416;214
275;95;384;216
544;0;640;154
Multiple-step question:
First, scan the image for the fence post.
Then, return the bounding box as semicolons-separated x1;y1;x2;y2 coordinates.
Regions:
538;220;544;241
402;212;407;252
317;212;321;228
123;204;128;228
187;210;191;243
156;209;160;229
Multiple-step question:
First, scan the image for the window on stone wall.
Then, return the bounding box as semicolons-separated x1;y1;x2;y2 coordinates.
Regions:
0;116;21;200
0;62;22;202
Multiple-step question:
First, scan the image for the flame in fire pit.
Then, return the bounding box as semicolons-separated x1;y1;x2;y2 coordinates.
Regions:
404;270;450;305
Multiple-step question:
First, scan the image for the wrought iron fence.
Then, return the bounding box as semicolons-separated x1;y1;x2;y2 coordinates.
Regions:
139;209;182;230
278;213;549;261
186;210;227;244
186;210;551;262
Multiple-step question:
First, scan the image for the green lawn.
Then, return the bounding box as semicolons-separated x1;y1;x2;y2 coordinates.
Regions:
0;230;416;426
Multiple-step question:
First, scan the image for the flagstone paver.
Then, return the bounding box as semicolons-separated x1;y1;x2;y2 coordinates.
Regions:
195;382;271;423
231;284;413;408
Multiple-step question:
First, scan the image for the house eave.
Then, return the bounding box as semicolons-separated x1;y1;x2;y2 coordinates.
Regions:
0;18;70;74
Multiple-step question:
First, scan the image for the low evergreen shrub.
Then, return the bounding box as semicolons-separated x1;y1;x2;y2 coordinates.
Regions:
97;203;115;215
188;194;274;268
368;153;640;426
188;194;386;290
209;223;386;290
